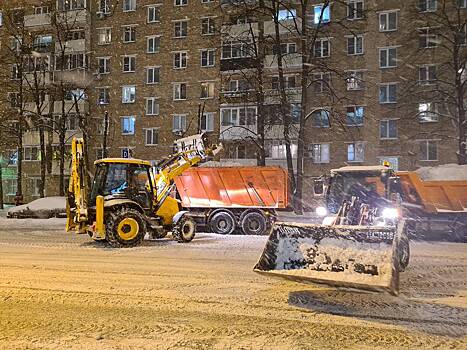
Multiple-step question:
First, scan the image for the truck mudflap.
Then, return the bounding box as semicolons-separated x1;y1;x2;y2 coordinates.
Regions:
254;222;400;295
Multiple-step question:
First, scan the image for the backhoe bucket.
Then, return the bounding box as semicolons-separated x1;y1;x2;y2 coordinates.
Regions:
254;222;400;295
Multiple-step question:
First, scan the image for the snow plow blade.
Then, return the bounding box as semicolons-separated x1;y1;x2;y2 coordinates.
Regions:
254;222;400;295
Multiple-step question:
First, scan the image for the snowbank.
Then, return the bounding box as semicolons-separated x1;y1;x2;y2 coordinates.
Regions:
7;197;66;219
415;164;467;181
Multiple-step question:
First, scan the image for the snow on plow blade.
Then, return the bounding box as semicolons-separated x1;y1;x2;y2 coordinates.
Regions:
254;222;400;295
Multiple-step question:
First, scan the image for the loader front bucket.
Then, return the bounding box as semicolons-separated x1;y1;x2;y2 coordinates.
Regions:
254;222;400;295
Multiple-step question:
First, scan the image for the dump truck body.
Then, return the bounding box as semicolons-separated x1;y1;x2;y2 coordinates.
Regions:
174;166;290;235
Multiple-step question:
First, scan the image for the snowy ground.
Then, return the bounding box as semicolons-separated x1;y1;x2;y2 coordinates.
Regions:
0;217;465;349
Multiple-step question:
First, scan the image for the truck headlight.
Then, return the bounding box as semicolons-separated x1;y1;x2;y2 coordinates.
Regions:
316;206;328;217
382;208;399;219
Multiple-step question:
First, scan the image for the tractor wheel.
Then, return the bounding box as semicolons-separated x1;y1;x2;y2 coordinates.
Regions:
209;210;236;235
173;216;196;243
398;235;410;272
240;211;268;235
106;207;146;247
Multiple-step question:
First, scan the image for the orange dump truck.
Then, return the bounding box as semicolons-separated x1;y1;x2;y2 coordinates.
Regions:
397;172;467;241
174;166;290;235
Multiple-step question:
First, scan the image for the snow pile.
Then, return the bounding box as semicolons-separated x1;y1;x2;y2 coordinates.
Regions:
415;164;467;181
7;196;66;219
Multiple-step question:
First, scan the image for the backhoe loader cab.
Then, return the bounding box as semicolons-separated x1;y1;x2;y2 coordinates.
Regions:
67;134;221;247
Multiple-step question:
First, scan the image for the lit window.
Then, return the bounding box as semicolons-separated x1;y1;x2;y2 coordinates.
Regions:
313;4;330;24
278;8;296;21
346;106;365;125
121;116;136;135
122;86;136;103
418;102;438;122
201;112;214;132
347;142;364;162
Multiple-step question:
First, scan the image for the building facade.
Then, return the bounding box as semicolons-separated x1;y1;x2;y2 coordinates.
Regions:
0;0;465;205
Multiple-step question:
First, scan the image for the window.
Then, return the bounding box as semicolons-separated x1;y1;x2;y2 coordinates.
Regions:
34;6;50;15
97;28;111;45
99;0;111;14
267;140;297;159
174;20;188;38
23;146;39;161
123;0;136;11
122;86;136;103
313;4;330;24
347;142;364;162
200;112;214;132
202;0;213;3
346;106;364;125
121;148;132;158
278;9;296;21
273;43;297;55
419;65;436;84
175;0;188;6
271;75;296;89
145;128;159;145
121;116;135;135
346;71;364;90
65;29;85;41
33;35;53;50
8;92;21;108
200;82;215;99
221;107;256;126
314;38;330;58
173;83;187;100
311;109;330;128
379;83;397;103
460;24;467;45
418;102;438;122
379;47;396;68
312;72;330;93
379;157;399;171
0;11;3;26
174;52;187;69
97;57;110;74
379;11;397;31
122;55;135;72
58;0;85;11
202;18;215;35
309;143;330;163
222;41;250;59
380;120;397;139
146;97;159;115
459;0;467;8
55;53;87;70
173;114;187;132
147;36;160;53
147;66;160;84
347;35;364;55
97;87;110;104
347;0;364;20
10;65;20;80
291;104;301;123
147;5;160;23
419;0;437;12
419;28;437;48
123;26;136;43
226;79;251;92
201;49;215;67
419;140;438;161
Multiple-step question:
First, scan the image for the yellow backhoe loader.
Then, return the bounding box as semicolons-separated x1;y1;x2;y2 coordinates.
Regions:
66;134;222;247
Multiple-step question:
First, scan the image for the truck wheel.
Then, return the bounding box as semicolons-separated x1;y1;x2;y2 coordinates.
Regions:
173;216;196;243
398;235;410;272
209;210;236;235
106;208;146;247
241;211;268;235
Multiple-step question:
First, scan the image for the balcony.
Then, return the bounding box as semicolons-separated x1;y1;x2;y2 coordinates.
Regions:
221;22;258;38
264;53;302;69
53;70;89;85
57;9;87;24
23;100;51;116
24;13;51;27
220;124;257;140
264;18;301;35
264;87;301;104
55;39;86;53
23;72;53;86
53;100;89;114
220;0;257;7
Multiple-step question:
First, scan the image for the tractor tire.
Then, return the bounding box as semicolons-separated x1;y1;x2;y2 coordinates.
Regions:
106;207;146;248
209;210;236;235
172;216;196;243
398;235;410;272
240;211;268;235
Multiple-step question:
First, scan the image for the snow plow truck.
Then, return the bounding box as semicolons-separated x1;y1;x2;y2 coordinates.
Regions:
254;164;467;295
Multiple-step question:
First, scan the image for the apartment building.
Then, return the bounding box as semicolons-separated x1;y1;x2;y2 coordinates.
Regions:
0;0;464;205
